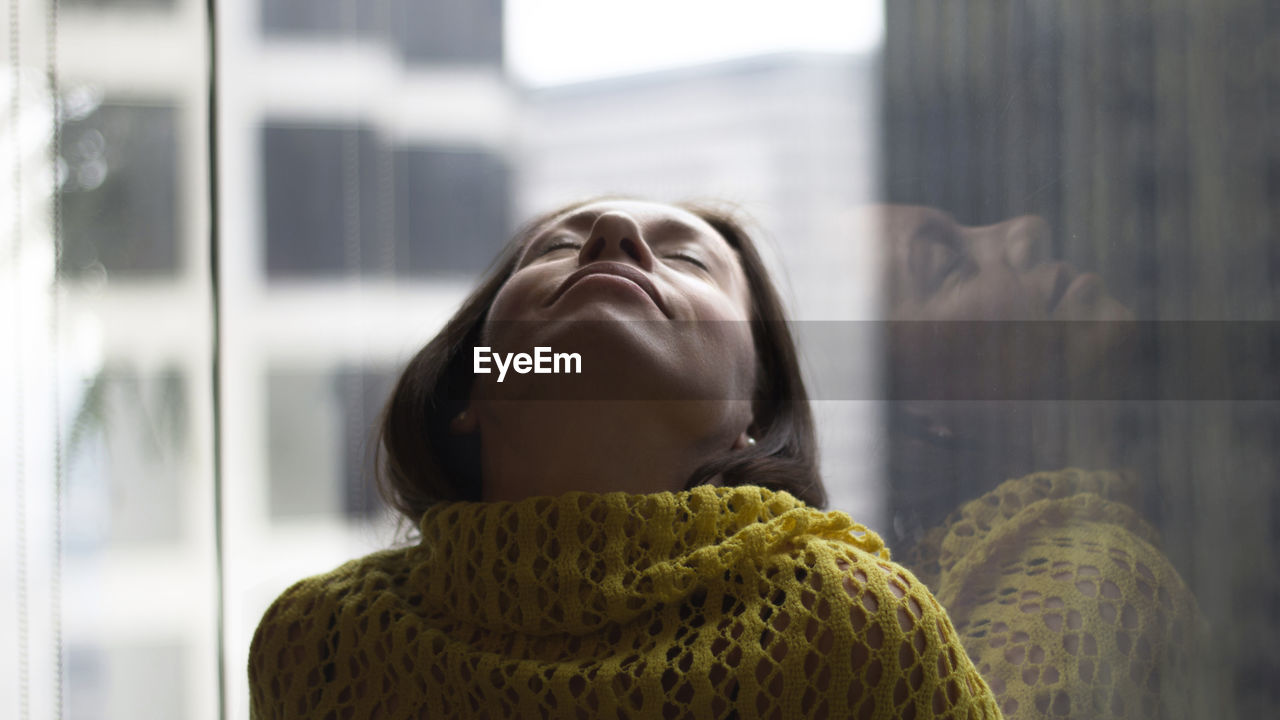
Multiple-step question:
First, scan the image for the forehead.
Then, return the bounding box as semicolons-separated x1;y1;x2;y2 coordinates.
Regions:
544;200;726;243
881;205;961;239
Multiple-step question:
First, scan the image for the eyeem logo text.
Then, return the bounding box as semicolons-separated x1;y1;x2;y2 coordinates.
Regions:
474;346;583;383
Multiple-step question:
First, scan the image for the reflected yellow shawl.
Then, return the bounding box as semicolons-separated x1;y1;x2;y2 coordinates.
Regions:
904;468;1202;719
249;485;1000;719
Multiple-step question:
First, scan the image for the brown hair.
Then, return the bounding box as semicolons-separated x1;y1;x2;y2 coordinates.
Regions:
376;198;825;524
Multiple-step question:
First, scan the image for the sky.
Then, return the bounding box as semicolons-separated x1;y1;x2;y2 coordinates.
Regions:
505;0;884;87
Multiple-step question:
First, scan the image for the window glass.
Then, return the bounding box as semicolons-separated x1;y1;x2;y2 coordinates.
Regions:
5;2;1276;719
61;103;180;277
261;0;502;66
878;4;1277;715
261;0;386;38
4;2;214;715
65;367;188;546
394;146;509;275
63;0;175;9
265;369;344;517
261;123;383;277
266;366;393;521
261;123;509;278
395;0;503;65
66;643;187;720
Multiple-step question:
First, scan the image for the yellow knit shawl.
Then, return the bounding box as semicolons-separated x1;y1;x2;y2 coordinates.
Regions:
249;485;1001;719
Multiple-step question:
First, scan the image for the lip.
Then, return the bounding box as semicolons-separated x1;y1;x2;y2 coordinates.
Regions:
1066;271;1101;296
1058;272;1102;310
545;261;672;318
1045;265;1075;315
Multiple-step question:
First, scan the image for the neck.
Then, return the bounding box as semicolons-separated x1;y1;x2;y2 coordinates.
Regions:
476;401;737;501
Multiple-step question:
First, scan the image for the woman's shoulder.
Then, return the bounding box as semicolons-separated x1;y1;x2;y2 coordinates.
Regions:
247;546;420;715
895;469;1204;718
742;526;1002;717
736;496;979;643
254;546;418;621
902;467;1157;589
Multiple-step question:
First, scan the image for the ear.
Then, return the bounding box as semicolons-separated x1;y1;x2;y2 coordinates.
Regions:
731;430;756;450
450;407;479;435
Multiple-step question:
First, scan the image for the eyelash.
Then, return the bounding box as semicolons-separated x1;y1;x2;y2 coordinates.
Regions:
912;238;961;291
540;239;581;255
665;252;709;271
540;240;709;272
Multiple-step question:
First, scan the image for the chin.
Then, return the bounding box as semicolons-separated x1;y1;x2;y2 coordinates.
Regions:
1053;294;1137;393
482;323;686;404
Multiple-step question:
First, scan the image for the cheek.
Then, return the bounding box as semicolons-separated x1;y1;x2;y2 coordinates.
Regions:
481;275;551;354
486;279;527;323
685;282;755;365
684;271;754;323
487;264;561;323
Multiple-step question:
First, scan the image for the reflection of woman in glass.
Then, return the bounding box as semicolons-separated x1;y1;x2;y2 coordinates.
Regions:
248;199;1196;719
876;203;1139;529
871;205;1201;719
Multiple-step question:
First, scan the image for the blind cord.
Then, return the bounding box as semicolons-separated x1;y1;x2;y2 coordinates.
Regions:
46;0;62;715
10;0;30;715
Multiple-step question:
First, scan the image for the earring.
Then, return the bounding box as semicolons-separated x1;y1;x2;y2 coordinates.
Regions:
746;436;757;446
450;409;475;434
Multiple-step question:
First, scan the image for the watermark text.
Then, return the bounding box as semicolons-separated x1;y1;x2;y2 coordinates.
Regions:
474;346;583;382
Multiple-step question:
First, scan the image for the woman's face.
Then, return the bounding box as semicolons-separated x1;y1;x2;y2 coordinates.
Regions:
878;205;1135;394
480;200;757;405
876;206;1137;533
883;205;1130;323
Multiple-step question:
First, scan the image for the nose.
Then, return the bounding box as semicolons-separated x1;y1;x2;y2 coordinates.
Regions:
579;211;656;271
999;215;1052;271
1026;260;1078;315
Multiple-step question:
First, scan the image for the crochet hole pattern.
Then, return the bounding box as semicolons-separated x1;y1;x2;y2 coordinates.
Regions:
249;486;1001;719
909;469;1201;720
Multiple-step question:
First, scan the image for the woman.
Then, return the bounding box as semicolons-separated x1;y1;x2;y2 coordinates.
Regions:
248;198;1002;719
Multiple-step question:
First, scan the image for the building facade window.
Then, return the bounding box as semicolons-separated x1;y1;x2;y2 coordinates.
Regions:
60;102;180;277
260;123;386;277
64;367;188;548
66;643;186;720
260;0;386;39
394;0;502;65
261;122;508;278
62;0;175;9
260;0;502;66
266;366;393;521
394;145;509;275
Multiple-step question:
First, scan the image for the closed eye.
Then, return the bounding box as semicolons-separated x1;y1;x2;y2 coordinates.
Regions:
665;252;709;271
539;239;581;256
910;233;962;293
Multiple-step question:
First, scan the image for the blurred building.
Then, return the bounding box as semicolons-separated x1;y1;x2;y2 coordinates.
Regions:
50;0;218;717
517;51;886;524
52;1;512;718
44;10;881;720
